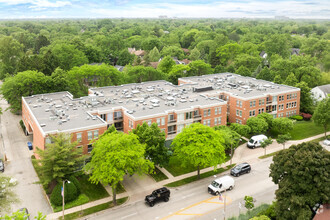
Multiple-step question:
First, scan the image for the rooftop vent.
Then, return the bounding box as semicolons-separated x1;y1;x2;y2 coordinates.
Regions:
193;86;213;93
45;109;50;112
55;105;62;108
152;103;160;107
40;124;46;127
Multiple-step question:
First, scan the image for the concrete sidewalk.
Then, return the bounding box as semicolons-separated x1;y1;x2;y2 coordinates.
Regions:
46;133;326;219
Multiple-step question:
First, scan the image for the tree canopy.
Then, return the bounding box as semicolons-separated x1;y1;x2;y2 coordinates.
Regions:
171;123;226;178
312;97;330;137
35;133;86;186
84;131;154;204
132;122;169;167
269;142;330;220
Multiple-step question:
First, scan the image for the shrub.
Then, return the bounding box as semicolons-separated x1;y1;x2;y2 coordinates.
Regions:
68;176;81;195
289;115;303;121
257;202;276;220
50;184;63;206
300;113;312;121
19;120;26;133
50;181;78;206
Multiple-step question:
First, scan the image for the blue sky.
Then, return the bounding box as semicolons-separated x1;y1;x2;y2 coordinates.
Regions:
0;0;329;19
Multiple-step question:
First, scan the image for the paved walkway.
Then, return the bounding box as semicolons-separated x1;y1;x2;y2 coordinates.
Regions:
46;133;327;219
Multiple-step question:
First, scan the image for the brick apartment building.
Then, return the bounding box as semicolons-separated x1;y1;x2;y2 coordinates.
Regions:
22;73;300;155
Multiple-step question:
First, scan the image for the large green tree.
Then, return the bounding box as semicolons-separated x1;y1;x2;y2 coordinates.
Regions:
132;122;169;167
230;123;251;137
124;65;164;83
270;142;330;220
84;131;154;205
157;56;176;74
312;97;330;137
0;36;24;78
171;123;226;179
161;46;185;60
35;133;86;187
0;70;50;112
246;117;268;135
42;43;88;71
272;118;294;134
188;60;213;76
276;134;291;149
295;81;314;114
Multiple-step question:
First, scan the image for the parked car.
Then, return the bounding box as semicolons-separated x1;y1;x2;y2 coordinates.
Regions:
208;175;235;195
323;139;330;146
145;187;170;207
247;134;267;149
230;163;251;177
18;208;30;220
27;142;33;150
0;159;4;172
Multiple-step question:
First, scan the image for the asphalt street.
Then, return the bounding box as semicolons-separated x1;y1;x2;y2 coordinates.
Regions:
86;157;276;220
0;88;52;218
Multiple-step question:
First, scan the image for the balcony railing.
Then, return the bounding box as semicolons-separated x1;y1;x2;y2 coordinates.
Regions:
167;130;177;135
114;116;123;120
168;119;177;124
193;115;202;119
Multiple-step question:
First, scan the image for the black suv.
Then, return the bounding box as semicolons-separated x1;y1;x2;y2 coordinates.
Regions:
145;187;170;207
230;163;251;177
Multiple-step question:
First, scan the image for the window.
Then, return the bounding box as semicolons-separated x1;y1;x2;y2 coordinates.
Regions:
272;105;277;111
215;107;218;115
76;133;82;142
258;108;264;114
236;110;239;116
88;144;93;153
236;119;242;124
236;100;239;107
203;110;208;117
88;131;93;140
194;110;200;117
94;130;99;139
185;112;192;120
217;117;221;124
249;110;256;117
157;118;161;126
286;103;289;109
240;110;242;117
114;111;122;120
147;120;152;126
208;109;211;116
259;99;264;106
168;114;175;122
279;95;284;101
214;118;218;125
250;101;256;107
161;117;165;126
207;119;211;126
216;107;222;114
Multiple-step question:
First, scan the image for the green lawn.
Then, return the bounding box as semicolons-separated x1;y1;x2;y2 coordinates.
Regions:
60;197;128;220
289;121;330;140
165;155;230;177
78;175;109;201
165;164;235;187
149;167;168;182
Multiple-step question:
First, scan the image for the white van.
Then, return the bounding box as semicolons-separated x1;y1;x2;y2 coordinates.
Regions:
208;176;235;195
247;134;267;149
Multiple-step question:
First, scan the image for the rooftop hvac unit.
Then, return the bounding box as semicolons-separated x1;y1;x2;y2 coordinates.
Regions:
193;86;213;93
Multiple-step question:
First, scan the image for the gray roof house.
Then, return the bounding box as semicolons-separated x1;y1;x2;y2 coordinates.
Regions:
311;84;330;101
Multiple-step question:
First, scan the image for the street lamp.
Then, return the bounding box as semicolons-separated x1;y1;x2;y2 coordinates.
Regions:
62;179;71;219
230;138;242;166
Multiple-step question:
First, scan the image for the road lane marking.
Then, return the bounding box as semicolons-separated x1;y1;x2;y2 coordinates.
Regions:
161;196;233;220
121;212;137;219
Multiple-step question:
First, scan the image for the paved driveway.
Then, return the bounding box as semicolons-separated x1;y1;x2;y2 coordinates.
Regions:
0;94;52;218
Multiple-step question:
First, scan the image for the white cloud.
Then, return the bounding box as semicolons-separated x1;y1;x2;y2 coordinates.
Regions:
90;1;330;19
0;0;72;8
